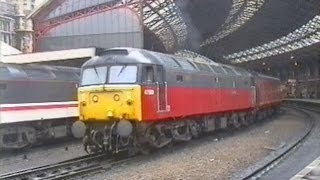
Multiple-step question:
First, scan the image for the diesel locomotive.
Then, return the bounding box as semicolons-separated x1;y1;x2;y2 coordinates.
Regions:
0;63;80;149
73;48;282;154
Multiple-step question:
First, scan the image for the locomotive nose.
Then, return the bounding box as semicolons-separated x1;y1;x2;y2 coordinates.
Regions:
78;85;142;122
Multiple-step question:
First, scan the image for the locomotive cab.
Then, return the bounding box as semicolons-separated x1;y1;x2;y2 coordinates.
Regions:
78;64;167;121
75;49;169;153
79;63;143;122
78;49;168;124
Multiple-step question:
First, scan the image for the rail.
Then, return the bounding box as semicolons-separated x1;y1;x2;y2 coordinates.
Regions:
241;102;319;179
0;153;131;180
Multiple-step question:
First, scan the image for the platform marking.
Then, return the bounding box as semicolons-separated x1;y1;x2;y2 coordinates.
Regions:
290;157;320;179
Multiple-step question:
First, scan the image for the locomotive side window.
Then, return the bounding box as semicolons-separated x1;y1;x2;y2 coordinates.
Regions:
81;66;107;86
109;66;137;83
142;66;155;84
156;66;165;82
176;75;184;82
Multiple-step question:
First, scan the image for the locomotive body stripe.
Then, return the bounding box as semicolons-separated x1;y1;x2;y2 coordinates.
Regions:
0;101;79;124
0;101;78;111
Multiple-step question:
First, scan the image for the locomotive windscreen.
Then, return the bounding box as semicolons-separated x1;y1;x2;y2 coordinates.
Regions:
81;65;138;86
81;66;108;86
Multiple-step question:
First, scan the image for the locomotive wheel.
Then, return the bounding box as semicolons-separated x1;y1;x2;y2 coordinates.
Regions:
240;115;249;127
146;125;172;148
232;115;241;129
0;127;34;149
83;135;105;154
188;120;202;138
137;143;154;155
247;114;254;124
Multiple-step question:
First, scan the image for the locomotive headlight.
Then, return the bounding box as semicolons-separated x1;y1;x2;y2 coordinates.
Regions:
113;94;120;101
127;99;133;106
81;101;87;107
92;95;99;103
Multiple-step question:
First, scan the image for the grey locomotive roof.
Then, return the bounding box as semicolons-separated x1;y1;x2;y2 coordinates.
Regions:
82;48;162;67
83;48;256;77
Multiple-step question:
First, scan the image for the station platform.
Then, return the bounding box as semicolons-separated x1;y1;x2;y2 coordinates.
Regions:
290;156;320;179
288;98;320;179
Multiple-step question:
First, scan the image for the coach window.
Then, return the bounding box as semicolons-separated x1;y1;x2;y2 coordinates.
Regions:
23;68;53;80
6;67;27;77
142;66;155;84
54;71;78;81
0;67;10;77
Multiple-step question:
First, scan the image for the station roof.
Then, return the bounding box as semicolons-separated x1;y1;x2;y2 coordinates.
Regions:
28;0;187;52
26;0;54;19
27;0;320;66
199;0;320;62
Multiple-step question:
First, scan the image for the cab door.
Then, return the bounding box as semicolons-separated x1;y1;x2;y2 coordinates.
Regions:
156;65;168;112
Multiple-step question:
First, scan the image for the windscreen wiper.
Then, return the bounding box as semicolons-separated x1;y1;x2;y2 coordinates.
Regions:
118;65;127;77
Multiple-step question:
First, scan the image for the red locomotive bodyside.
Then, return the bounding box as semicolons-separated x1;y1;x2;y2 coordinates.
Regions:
141;87;254;121
139;55;282;122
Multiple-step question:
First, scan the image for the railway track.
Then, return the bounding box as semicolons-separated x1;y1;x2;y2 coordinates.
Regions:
0;153;131;180
2;102;317;180
242;104;319;180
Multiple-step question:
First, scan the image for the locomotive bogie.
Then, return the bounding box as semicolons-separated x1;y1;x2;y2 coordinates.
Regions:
0;118;76;149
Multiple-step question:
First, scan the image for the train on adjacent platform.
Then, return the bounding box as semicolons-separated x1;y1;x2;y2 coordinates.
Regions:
73;48;283;154
0;63;80;149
